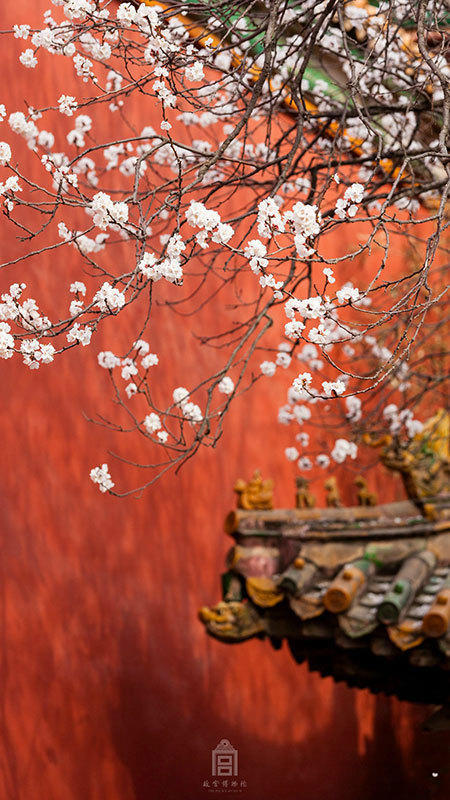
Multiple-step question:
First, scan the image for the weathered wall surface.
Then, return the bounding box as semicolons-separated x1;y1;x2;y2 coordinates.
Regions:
0;3;448;799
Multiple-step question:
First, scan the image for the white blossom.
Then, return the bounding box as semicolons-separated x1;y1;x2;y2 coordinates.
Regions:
383;404;424;438
336;284;361;304
138;251;183;285
278;405;294;425
97;351;121;369
125;382;138;398
276;351;291;368
93;282;125;313
133;339;150;356
0;142;12;165
13;25;31;40
121;358;138;381
257;196;285;238
405;417;424;438
344;183;364;204
58;95;78;116
244;240;268;272
260;360;276;377
185;61;204;81
8;112;38;143
285;320;305;341
144;412;162;434
20;338;55;368
40;344;56;364
63;0;95;20
116;3;137;27
182;401;203;424
37;130;54;149
0;322;14;358
75;115;92;133
90;463;114;493
322;379;346;396
19;49;37;69
90;192;128;230
0;175;20;196
293;372;313;392
285;447;299;461
173;386;190;407
157;258;183;284
331;439;358;464
285;202;321;238
138;252;159;279
70;281;86;295
346;396;362;422
141;353;159;369
218;376;234;395
185;200;220;232
67;129;85;148
69;299;83;316
67;323;92;346
212;223;234;245
293;405;311;423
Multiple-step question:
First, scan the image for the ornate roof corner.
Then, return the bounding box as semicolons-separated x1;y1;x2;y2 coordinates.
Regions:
200;440;450;713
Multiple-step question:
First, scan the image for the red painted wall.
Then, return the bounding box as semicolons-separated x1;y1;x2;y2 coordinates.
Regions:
0;3;449;799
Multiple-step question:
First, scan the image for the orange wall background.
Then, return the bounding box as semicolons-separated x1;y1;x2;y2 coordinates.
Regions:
0;3;449;799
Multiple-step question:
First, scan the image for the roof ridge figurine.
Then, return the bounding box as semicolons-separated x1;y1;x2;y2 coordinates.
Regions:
295;476;316;509
324;477;341;508
355;476;377;507
233;469;273;510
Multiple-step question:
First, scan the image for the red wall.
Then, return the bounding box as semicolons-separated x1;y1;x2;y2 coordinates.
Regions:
0;3;449;799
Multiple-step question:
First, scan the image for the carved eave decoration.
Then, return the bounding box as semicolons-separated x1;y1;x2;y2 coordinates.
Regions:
199;412;450;719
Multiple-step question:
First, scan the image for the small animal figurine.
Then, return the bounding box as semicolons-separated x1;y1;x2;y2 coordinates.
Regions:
324;477;342;508
295;476;316;509
355;475;377;506
234;470;274;510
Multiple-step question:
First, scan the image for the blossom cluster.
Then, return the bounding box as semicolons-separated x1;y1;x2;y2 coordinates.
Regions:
90;463;114;493
0;0;440;495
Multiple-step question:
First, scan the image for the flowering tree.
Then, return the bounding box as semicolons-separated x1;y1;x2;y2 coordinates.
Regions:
0;0;448;494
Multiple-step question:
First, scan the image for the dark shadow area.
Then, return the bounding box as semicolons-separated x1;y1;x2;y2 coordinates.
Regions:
109;620;450;800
